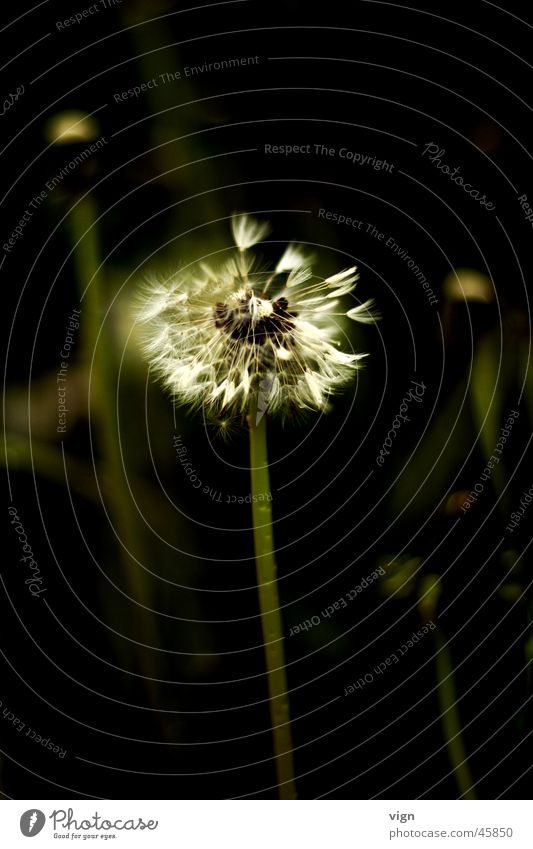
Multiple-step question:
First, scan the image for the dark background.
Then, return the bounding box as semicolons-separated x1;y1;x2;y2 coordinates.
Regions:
1;0;532;799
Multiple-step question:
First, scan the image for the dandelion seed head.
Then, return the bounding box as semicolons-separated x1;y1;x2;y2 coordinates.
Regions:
136;215;377;420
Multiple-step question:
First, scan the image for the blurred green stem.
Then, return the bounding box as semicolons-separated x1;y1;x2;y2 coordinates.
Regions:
249;407;297;800
434;628;476;799
69;195;158;689
4;434;97;502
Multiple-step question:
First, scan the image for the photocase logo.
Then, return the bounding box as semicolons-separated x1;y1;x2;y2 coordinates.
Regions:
20;809;46;837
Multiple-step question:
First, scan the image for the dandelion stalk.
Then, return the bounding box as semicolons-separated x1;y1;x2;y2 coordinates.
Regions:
434;628;477;799
249;402;297;799
136;214;377;789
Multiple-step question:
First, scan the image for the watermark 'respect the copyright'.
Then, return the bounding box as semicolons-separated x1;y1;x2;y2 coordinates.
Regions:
506;483;533;534
173;435;272;503
265;143;395;172
57;308;81;434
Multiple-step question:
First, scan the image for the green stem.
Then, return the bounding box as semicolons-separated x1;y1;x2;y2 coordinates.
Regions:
70;195;102;371
4;433;98;503
434;629;477;799
249;408;297;800
69;196;159;691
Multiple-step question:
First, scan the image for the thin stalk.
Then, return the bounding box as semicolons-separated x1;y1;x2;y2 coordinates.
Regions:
434;628;477;799
249;407;297;799
69;195;159;693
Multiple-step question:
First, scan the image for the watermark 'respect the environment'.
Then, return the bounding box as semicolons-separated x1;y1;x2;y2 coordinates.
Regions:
56;0;122;30
318;209;437;306
114;56;260;101
367;224;438;306
3;138;108;254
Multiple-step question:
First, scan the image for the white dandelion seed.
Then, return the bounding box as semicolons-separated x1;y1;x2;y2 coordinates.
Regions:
137;215;378;419
231;214;271;251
